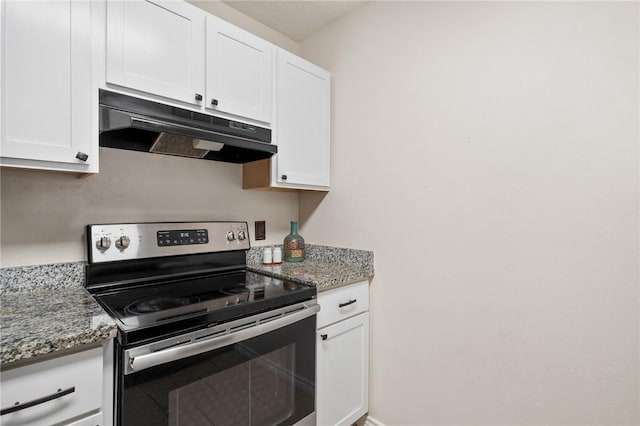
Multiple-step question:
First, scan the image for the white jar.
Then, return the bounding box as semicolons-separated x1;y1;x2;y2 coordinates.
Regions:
272;247;282;264
262;247;273;264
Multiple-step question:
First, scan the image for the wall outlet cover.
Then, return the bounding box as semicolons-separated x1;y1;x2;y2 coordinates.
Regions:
255;221;266;240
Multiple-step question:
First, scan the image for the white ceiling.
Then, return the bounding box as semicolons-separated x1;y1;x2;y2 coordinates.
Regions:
220;1;368;42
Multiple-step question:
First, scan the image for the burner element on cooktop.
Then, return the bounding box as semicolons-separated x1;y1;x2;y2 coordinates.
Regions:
126;297;196;314
284;282;300;291
220;284;250;295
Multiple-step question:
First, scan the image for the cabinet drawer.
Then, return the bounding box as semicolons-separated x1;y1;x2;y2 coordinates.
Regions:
1;347;103;426
317;280;369;329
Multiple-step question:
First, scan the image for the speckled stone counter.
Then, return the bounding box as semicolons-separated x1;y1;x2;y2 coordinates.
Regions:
0;262;117;366
0;245;372;364
247;244;374;291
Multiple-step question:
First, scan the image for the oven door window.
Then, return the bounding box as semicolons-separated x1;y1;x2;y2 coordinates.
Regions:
119;316;315;426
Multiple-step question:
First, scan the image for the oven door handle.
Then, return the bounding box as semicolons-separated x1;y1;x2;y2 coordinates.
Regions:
127;304;320;373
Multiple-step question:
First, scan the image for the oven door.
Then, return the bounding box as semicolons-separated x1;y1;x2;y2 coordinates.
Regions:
117;302;319;426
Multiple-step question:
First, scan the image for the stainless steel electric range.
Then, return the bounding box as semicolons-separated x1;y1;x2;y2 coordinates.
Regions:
85;222;318;426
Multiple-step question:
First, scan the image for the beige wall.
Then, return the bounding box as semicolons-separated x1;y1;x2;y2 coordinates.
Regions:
1;148;298;267
0;1;300;268
300;2;639;425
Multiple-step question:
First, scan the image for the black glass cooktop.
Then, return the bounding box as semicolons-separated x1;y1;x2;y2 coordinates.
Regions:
94;270;315;345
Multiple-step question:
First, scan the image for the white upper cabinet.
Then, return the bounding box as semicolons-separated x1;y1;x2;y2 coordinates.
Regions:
206;16;273;123
0;0;98;172
106;0;205;106
275;50;331;189
242;49;331;191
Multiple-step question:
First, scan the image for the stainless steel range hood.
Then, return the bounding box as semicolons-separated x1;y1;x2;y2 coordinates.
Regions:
99;90;276;164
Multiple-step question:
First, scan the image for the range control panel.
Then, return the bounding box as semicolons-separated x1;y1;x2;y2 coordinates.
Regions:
157;229;209;246
87;222;250;263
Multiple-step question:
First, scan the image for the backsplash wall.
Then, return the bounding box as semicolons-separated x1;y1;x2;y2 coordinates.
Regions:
0;148;298;267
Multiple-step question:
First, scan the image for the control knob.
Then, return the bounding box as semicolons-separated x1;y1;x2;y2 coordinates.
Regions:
96;236;111;251
226;231;236;241
237;231;247;241
115;235;131;251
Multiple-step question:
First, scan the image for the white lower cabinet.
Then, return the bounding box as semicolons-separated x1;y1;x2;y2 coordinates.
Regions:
0;345;109;426
316;281;370;426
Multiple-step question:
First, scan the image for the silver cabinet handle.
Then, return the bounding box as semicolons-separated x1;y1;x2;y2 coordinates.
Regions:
127;304;320;373
1;387;75;415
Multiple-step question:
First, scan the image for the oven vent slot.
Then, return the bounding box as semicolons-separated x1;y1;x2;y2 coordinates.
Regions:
146;306;311;355
149;305;313;353
152;339;190;353
195;329;227;341
282;305;306;316
229;321;258;333
156;309;208;323
259;312;284;324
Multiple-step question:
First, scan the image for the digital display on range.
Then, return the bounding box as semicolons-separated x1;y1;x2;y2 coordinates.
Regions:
157;229;208;247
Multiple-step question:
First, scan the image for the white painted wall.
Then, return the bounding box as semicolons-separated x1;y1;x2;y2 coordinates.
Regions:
299;2;639;425
0;0;300;268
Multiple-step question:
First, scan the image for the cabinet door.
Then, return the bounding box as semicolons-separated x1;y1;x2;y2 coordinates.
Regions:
206;16;273;123
106;0;205;106
275;50;331;188
0;0;96;171
317;312;369;426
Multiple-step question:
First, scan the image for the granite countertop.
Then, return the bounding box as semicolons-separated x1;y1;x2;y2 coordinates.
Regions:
247;244;374;291
0;263;117;366
0;244;373;366
248;260;371;290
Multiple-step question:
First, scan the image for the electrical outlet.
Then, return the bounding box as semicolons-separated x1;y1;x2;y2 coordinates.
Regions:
255;221;266;240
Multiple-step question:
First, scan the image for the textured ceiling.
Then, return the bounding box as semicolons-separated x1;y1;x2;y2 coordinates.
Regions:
221;1;368;42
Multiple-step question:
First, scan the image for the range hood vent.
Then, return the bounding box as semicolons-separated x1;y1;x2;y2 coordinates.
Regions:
99;90;276;164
